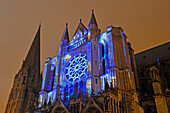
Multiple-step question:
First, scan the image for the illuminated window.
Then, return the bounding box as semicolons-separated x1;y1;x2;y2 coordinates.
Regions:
38;94;43;108
86;78;91;96
66;53;88;82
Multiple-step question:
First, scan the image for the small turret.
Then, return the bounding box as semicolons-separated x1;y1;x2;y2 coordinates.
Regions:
61;23;69;45
88;10;98;30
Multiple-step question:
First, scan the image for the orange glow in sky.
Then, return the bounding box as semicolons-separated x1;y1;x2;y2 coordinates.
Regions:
0;0;170;112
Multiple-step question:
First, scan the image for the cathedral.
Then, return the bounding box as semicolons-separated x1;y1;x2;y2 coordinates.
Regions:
5;10;170;113
37;10;143;113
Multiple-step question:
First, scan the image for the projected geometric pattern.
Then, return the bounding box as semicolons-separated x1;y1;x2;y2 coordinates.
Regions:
66;53;88;82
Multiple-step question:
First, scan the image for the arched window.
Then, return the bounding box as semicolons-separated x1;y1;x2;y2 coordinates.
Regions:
75;82;78;97
96;79;97;84
70;84;73;98
102;44;104;57
65;85;68;100
102;59;106;74
51;66;56;91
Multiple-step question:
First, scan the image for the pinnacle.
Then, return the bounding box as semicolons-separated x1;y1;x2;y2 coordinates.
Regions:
61;23;69;44
88;10;98;29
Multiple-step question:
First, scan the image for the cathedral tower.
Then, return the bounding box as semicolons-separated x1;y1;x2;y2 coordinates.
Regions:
37;11;144;113
5;25;42;113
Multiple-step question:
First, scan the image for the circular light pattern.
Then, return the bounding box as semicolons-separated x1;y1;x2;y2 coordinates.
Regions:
66;53;87;82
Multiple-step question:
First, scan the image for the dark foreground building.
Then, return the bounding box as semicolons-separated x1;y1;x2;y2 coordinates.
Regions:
135;42;170;113
5;26;42;113
5;11;170;113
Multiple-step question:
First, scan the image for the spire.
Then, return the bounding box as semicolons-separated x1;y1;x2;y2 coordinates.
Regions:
24;25;40;71
61;23;69;45
88;10;98;30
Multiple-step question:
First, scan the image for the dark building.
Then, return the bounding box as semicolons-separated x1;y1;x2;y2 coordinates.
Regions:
5;26;42;113
135;42;170;113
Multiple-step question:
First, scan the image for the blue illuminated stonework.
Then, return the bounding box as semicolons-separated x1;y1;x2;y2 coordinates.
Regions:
37;10;142;113
66;53;88;82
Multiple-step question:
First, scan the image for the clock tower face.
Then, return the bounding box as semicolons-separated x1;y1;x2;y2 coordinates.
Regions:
66;53;88;83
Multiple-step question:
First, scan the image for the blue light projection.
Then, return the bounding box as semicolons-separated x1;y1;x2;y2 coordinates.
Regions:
157;58;160;65
99;32;107;44
38;94;43;108
47;92;53;104
38;93;46;108
66;53;88;82
107;26;112;32
41;63;48;90
38;17;131;109
68;33;88;51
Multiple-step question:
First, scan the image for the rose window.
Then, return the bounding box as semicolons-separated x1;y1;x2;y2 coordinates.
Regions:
66;53;88;82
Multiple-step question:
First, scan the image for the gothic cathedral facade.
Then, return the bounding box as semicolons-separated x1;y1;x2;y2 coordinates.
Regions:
37;11;143;113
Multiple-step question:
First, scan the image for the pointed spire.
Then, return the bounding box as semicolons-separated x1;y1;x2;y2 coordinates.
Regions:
88;10;98;30
24;25;40;71
61;23;69;45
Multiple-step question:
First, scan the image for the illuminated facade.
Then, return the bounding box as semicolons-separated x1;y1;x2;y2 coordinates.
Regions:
5;10;170;113
37;10;143;113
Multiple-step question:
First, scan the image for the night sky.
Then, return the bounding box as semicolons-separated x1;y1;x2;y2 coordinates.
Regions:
0;0;170;112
